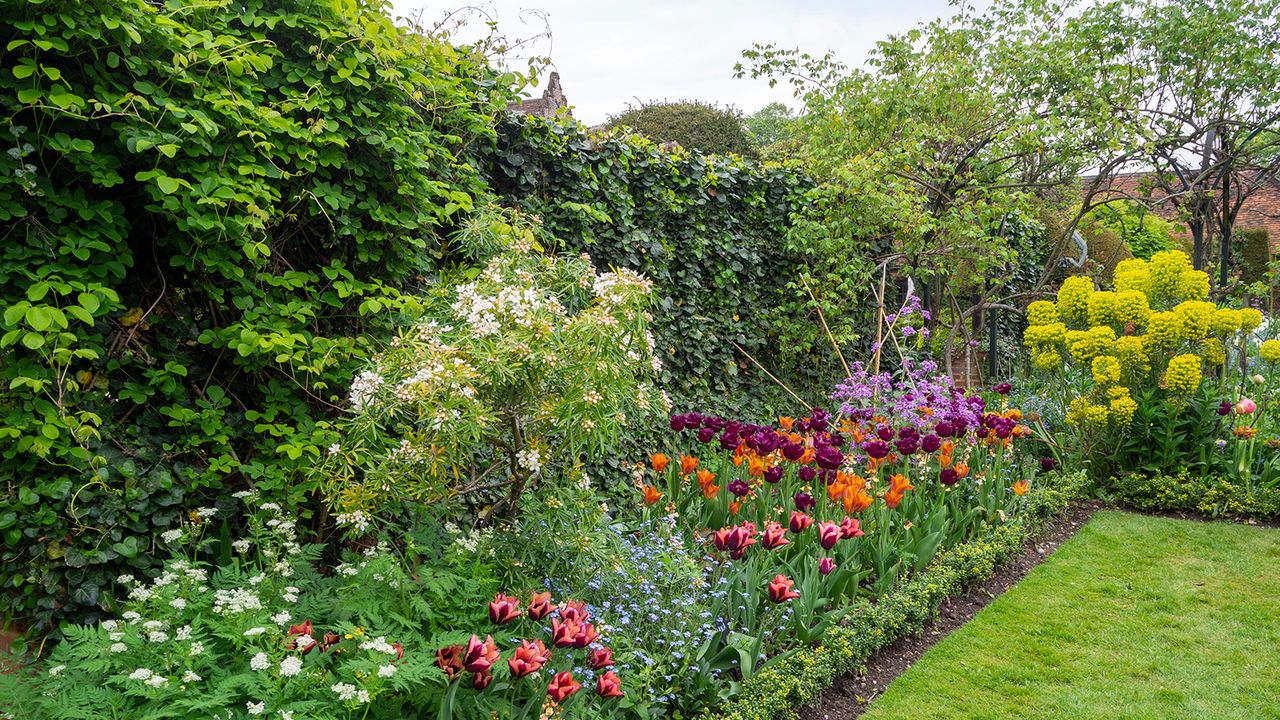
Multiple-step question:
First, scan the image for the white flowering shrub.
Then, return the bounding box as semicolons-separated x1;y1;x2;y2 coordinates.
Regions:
319;209;669;526
1;493;494;719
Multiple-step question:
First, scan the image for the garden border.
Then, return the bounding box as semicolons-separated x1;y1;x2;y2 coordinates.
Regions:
709;470;1089;720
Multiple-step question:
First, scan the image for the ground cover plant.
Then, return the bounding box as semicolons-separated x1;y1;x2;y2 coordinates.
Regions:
860;511;1280;720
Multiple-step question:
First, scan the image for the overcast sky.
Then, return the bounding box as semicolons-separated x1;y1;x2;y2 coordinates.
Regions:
390;0;975;125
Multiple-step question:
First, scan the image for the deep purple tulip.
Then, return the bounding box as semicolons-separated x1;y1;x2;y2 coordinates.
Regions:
782;442;806;461
894;436;919;455
976;427;990;439
719;430;740;451
728;479;751;498
697;427;716;443
794;492;816;512
1039;457;1058;472
934;420;955;438
864;439;890;460
669;414;686;432
940;468;959;485
921;434;942;453
876;424;895;441
995;383;1012;395
1216;401;1232;416
763;466;784;484
814;445;844;470
798;465;817;483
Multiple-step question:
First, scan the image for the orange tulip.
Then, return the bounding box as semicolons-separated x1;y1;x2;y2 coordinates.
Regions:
650;453;670;472
747;454;769;477
955;462;970;479
696;468;716;487
778;416;795;431
1012;480;1030;496
938;454;953;469
884;488;905;508
889;474;914;493
849;488;874;512
1003;408;1023;421
679;455;699;476
940;440;955;456
732;445;747;467
701;481;721;499
641;485;663;506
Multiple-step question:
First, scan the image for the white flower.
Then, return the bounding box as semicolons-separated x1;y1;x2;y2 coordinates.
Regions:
145;675;169;688
248;574;266;586
247;701;265;715
117;575;135;585
147;631;169;643
279;656;303;677
243;627;267;637
47;664;66;676
327;443;341;456
377;664;396;678
122;611;141;622
161;529;183;544
516;447;542;474
142;620;166;631
231;490;254;499
334;511;370;533
349;370;384;410
100;620;118;631
271;611;291;626
232;539;252;554
281;586;300;603
110;642;127;653
358;636;397;656
250;652;270;671
175;625;192;641
294;634;316;652
182;670;201;683
330;682;370;703
128;668;154;681
195;507;217;519
278;712;294;720
169;598;187;610
189;641;205;656
213;587;262;615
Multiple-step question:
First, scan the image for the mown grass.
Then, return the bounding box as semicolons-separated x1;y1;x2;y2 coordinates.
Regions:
862;510;1280;720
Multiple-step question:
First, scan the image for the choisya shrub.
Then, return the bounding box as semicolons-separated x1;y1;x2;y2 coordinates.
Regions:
313;209;669;529
1023;250;1266;473
0;0;526;626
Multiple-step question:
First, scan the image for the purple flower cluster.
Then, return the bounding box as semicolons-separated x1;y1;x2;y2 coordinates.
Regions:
830;359;987;430
669;412;788;453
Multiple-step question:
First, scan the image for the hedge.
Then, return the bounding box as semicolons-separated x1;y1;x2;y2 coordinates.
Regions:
710;470;1088;720
1105;470;1280;521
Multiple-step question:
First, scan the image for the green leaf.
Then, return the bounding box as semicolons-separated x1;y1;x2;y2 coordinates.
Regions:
155;176;182;194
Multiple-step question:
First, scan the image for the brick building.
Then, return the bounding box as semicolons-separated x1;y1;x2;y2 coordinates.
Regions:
507;72;570;119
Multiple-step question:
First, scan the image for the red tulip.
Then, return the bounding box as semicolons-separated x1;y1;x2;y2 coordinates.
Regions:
286;619;313;637
596;670;624;698
558;599;589;624
435;644;464;679
462;634;499;673
817;521;841;549
760;521;789;550
588;646;614;669
528;591;553;621
551;617;581;648
489;592;522;625
285;619;316;653
818;557;836;575
547;671;583;702
767;574;800;603
573;622;601;648
508;639;552;678
789;511;813;534
321;631;341;652
472;669;493;690
392;641;404;660
839;516;864;539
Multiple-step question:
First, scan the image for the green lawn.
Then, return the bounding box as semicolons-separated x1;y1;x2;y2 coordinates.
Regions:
862;511;1280;720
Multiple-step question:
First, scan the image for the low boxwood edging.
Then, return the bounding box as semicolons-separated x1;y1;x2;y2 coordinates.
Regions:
1105;470;1280;521
710;470;1088;720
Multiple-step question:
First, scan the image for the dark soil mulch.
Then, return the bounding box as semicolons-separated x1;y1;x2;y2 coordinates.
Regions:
798;501;1103;720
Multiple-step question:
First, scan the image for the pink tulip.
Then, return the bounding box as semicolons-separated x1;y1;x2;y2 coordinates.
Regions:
1236;398;1257;415
488;592;521;625
818;557;836;575
760;521;790;550
817;521;841;549
767;574;800;603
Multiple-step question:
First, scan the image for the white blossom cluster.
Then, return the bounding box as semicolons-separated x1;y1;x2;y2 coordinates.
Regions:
348;369;384;410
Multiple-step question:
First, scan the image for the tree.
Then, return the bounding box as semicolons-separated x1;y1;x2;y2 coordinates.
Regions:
744;102;797;148
607;100;756;157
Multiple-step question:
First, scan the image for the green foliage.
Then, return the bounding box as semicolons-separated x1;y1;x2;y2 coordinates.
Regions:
1236;228;1272;286
0;0;524;627
1085;200;1176;261
317;209;667;525
1106;470;1280;520
608;100;756;158
477;116;823;421
709;471;1086;720
743;102;797;150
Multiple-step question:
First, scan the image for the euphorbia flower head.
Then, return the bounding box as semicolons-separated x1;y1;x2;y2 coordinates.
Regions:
818;557;836;575
596;670;624;698
462;634;499;673
508;639;551;678
488;593;521;625
547;671;583;702
817;521;841;549
435;644;464;679
789;511;814;534
839;516;864;539
767;574;800;603
588;646;614;669
760;521;789;550
1236;398;1257;415
528;591;553;620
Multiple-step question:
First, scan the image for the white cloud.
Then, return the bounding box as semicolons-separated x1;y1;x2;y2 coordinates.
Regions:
391;0;975;124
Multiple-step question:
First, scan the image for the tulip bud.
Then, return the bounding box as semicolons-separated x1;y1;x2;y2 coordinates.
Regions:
818;557;836;575
1252;374;1266;385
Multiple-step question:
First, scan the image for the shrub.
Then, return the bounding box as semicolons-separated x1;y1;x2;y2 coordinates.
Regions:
0;0;523;627
1107;470;1280;520
1086;200;1178;260
314;209;667;527
608;100;756;157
